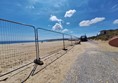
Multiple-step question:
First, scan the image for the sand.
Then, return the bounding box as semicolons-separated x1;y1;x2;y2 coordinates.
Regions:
0;43;36;75
0;40;80;83
0;40;73;81
1;40;116;83
95;40;118;52
25;42;96;83
39;40;72;57
23;41;117;83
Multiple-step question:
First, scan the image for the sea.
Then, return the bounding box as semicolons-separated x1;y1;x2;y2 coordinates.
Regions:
0;40;36;44
0;39;62;44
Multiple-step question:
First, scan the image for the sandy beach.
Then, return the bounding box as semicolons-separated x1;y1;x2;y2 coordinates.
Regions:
0;43;36;75
0;40;79;83
39;40;72;57
0;40;117;83
0;40;73;78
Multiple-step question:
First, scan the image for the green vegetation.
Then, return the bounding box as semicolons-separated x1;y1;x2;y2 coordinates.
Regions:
89;29;118;41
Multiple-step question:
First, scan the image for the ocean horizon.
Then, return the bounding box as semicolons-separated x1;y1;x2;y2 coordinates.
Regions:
0;40;36;44
0;39;67;44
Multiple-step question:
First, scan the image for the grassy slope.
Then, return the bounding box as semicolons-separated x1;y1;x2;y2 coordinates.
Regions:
89;29;118;41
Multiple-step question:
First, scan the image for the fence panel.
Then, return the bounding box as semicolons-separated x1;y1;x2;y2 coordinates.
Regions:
0;19;36;77
72;36;80;45
0;19;80;82
63;34;72;49
37;28;64;58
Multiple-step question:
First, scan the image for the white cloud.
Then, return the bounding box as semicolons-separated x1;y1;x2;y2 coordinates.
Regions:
91;17;105;24
50;15;62;22
79;20;91;26
66;22;70;25
79;17;105;26
62;29;73;34
113;19;118;24
52;23;63;31
64;9;76;18
62;29;69;33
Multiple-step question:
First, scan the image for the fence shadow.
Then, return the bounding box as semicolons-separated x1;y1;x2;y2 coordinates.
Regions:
32;45;74;76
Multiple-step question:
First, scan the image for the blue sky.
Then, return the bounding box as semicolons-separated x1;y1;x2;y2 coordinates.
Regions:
0;0;118;38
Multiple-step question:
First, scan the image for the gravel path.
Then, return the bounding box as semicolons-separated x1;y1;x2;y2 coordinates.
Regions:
63;42;118;83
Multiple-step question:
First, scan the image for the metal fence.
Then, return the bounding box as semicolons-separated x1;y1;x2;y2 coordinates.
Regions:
0;19;37;78
0;18;80;81
37;28;79;58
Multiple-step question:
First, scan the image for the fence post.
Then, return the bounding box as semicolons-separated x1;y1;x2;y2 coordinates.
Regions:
71;36;73;46
62;34;67;50
34;29;43;65
35;29;40;59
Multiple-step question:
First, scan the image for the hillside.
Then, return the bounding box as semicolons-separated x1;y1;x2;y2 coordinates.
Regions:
89;29;118;41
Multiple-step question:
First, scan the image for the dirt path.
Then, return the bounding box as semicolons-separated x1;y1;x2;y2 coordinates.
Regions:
25;42;100;83
63;41;118;83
